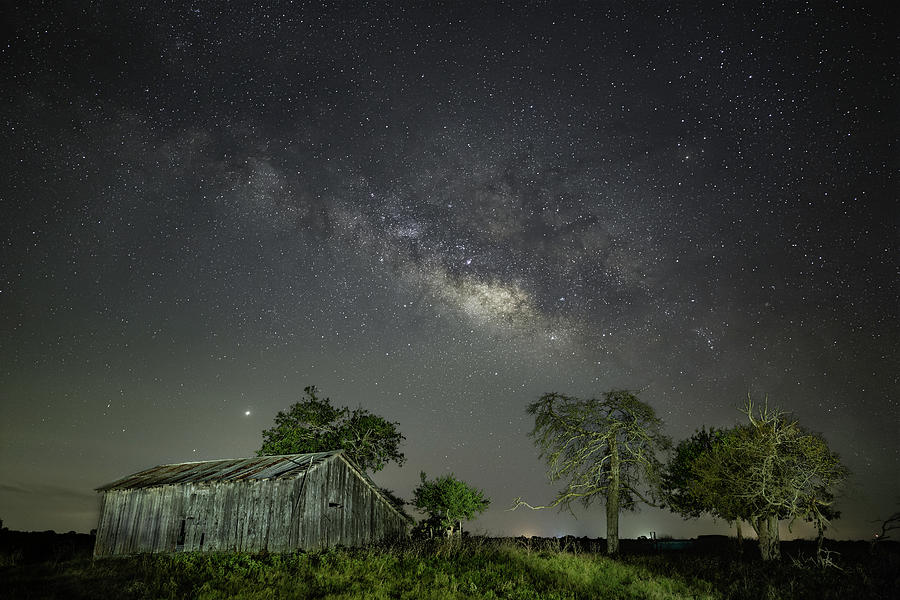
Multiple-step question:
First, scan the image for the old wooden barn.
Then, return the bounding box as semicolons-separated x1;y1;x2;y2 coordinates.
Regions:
93;450;411;557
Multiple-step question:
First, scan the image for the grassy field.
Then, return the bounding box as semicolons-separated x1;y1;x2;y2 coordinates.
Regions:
1;532;898;599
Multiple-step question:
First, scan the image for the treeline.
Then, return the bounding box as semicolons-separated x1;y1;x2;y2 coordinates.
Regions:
516;391;849;561
258;385;856;563
0;528;95;566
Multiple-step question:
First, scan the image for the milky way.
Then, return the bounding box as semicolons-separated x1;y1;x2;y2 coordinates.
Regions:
1;2;896;539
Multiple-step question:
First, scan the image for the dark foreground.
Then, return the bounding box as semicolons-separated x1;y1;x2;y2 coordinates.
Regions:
1;530;898;599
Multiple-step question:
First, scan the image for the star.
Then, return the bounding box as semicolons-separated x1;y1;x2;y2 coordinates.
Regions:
0;0;894;541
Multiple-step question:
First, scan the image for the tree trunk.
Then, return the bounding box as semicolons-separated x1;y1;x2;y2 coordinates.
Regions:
606;437;620;555
754;517;767;559
755;516;781;560
815;519;825;557
768;516;781;560
735;520;744;556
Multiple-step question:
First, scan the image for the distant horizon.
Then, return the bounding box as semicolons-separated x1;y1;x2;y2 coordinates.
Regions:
2;524;890;544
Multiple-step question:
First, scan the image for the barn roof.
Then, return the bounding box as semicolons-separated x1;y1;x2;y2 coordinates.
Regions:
95;450;342;491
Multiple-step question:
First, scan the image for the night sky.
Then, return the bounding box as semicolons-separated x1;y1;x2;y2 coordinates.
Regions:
1;2;896;541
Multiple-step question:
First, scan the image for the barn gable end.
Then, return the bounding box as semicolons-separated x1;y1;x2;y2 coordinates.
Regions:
93;450;410;557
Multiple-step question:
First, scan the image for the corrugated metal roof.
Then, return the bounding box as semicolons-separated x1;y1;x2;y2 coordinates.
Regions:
96;450;341;491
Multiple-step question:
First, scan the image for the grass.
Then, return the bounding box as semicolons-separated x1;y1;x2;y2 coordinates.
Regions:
1;534;898;599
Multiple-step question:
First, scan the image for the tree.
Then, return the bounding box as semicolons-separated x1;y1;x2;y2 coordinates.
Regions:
412;472;490;537
257;385;405;473
663;428;750;547
872;508;900;548
664;399;848;561
664;428;730;518
515;390;671;555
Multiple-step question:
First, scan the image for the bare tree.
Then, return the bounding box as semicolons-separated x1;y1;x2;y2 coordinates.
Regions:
871;508;900;551
514;390;670;555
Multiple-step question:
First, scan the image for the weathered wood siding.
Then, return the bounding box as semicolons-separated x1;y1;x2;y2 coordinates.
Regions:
94;455;408;556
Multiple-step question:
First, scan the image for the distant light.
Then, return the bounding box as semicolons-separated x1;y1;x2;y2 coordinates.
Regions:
244;410;251;416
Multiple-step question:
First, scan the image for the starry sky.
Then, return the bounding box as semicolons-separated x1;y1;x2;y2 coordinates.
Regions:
1;1;896;541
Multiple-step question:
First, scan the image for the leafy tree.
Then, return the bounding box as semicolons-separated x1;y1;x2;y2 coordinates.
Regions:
412;472;490;537
663;428;751;546
665;399;848;560
516;390;671;555
664;428;731;518
257;385;405;473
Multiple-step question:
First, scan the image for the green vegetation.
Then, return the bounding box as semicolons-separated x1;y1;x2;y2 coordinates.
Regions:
3;534;898;600
662;399;848;560
412;472;491;537
257;385;405;473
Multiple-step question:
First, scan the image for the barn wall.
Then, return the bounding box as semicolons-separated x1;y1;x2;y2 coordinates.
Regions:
293;456;408;550
94;455;408;557
94;485;183;556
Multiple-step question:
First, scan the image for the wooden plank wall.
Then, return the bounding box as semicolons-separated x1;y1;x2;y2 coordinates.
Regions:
94;456;408;556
